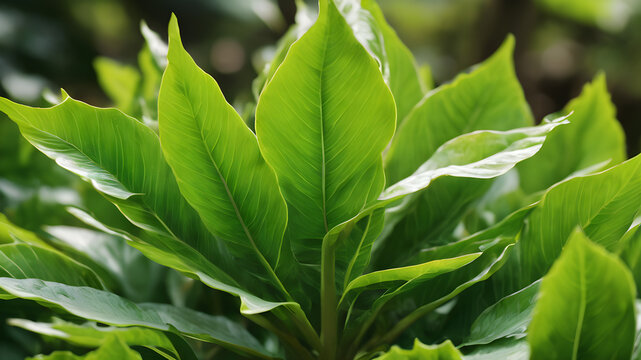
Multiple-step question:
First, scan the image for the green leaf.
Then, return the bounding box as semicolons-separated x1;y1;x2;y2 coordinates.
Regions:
159;15;288;293
10;318;178;358
518;73;625;193
0;278;277;359
528;229;636;360
0;95;226;280
45;226;162;303
618;224;641;292
374;339;463;360
339;252;481;310
519;153;641;285
325;120;565;260
93;58;141;116
0;243;104;289
336;0;425;124
464;339;529;360
0;213;50;247
463;280;540;346
255;0;396;242
67;207;320;352
29;336;142;360
384;36;533;186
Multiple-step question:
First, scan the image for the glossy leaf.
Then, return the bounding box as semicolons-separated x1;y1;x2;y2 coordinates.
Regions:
159;16;288;289
384;36;533;185
464;339;529;360
330;119;565;264
255;0;396;241
0;243;104;289
340;253;481;309
0;96;223;269
464;280;540;346
518;73;625;193
519;153;641;285
375;339;462;360
528;229;636;360
10;318;178;359
0;278;277;359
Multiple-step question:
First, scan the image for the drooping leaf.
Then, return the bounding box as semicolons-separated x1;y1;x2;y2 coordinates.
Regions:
0;95;230;281
10;318;178;359
519;153;641;285
256;0;396;242
518;73;625;193
46;226;162;303
0;243;104;289
463;280;540;346
374;339;463;360
528;229;636;360
384;36;533;186
0;278;277;359
159;15;288;293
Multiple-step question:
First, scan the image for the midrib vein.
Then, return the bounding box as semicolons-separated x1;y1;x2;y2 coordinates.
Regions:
572;250;586;360
319;19;330;234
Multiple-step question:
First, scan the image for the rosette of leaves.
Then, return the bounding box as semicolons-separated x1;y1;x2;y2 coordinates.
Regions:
0;0;638;359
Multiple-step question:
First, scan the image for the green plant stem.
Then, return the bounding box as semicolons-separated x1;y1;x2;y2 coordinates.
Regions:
320;238;338;360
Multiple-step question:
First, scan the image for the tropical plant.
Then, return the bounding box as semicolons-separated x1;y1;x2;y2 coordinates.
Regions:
0;0;639;359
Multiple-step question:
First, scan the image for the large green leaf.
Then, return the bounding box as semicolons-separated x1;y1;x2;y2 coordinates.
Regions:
0;96;224;270
519;153;641;285
0;243;104;289
29;336;142;360
527;229;636;360
255;0;396;242
518;74;625;193
158;15;288;293
384;36;533;185
463;280;540;346
0;278;277;359
10;318;178;359
374;339;463;360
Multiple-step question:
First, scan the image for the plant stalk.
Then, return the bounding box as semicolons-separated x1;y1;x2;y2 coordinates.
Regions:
320;238;338;360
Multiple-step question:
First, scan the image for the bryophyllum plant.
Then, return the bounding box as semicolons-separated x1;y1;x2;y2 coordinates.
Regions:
0;0;640;359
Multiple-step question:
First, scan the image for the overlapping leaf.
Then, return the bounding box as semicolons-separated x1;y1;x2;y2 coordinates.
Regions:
159;15;288;292
256;0;396;243
0;278;277;359
518;74;625;193
528;230;636;360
